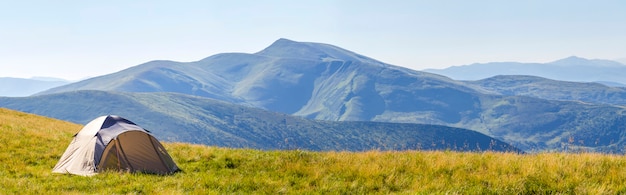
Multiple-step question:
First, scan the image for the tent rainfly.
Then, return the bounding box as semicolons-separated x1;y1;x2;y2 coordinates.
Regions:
52;115;179;176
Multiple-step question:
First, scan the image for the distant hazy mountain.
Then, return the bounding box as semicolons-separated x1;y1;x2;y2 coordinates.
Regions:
423;56;626;85
464;75;626;105
29;77;70;82
0;90;520;152
0;77;70;97
33;39;626;153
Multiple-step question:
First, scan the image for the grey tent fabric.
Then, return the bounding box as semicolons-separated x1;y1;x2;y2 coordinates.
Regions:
52;115;179;176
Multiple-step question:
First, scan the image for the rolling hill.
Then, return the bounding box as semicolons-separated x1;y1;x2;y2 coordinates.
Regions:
0;91;519;152
423;56;626;85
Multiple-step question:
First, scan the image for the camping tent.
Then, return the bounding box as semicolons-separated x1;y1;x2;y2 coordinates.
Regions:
52;115;179;176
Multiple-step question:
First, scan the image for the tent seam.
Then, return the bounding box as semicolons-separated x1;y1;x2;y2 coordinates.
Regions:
148;133;170;173
116;135;134;172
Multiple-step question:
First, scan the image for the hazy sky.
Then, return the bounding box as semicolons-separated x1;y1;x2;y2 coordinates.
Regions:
1;1;625;80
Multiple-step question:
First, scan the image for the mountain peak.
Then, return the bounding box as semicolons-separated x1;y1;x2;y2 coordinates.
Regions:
255;38;345;60
258;38;298;51
272;38;299;45
255;38;386;65
550;56;624;67
549;56;588;65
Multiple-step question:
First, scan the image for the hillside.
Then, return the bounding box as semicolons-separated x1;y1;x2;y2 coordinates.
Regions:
423;56;626;85
464;75;626;105
7;90;626;153
0;91;519;152
3;108;626;194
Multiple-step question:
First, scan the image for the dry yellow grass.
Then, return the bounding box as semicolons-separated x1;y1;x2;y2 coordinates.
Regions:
3;107;626;194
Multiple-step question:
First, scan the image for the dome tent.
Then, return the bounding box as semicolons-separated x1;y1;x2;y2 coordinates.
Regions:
52;115;179;176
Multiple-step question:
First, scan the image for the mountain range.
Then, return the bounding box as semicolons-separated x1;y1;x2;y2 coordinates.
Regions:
423;56;626;86
4;38;626;153
0;77;70;97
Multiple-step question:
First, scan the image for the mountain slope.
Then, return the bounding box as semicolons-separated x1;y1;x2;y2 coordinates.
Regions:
423;56;626;85
38;38;485;123
464;75;626;106
0;91;519;152
0;77;70;97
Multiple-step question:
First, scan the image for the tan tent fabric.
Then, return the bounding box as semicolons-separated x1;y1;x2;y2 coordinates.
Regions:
52;115;179;176
99;131;177;174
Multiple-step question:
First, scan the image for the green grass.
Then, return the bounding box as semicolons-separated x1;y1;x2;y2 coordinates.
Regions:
3;108;626;194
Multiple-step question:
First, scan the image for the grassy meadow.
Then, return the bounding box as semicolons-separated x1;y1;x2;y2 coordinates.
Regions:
3;107;626;194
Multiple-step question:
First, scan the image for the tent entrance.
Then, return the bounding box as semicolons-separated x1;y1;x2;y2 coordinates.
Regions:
98;131;178;174
98;139;131;172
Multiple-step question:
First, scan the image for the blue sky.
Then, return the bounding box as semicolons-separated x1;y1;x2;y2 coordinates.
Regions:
1;1;625;80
